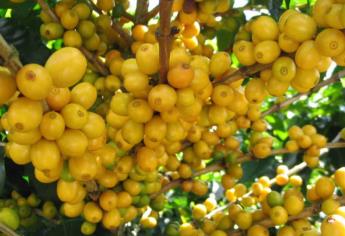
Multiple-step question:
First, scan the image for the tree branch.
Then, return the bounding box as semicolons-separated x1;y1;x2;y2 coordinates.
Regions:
111;23;133;47
0;35;23;74
140;5;160;23
158;0;173;83
135;0;149;23
0;222;21;236
262;69;345;117
36;0;59;22
213;63;272;85
152;142;345;199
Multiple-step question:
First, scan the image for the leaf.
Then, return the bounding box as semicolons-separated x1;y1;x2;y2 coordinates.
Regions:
216;29;235;51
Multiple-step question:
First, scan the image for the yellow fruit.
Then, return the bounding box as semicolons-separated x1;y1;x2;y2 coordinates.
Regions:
322;198;341;215
270;206;288;225
46;87;71;111
291;68;320;93
69;152;97;181
266;77;290;97
279;9;299;31
45;47;87;88
81;112;105;139
121;120;144;144
97;0;114;12
277;226;296;236
168;63;194;89
99;190;117;211
316;177;335;199
315;29;345;57
210;52;231;78
40;111;65;140
284;13;317;42
235;211;252;230
63;30;82;47
233;40;256;66
192;204;207;220
0;70;17;105
7;142;31;165
7;97;43;132
71;82;97;109
321;214;345;236
60;10;79;30
57;129;88;157
254;40;281;64
251;16;279;41
211;84;234;106
295;40;321;70
136;146;157;172
30;139;61;171
116;191;132;208
325;4;343;29
278;33;300;53
123;71;149;93
248;224;269;236
272;57;296;82
284;195;304;216
8;128;41;145
245;79;267;104
61;103;88;129
136;43;159;75
62;201;85;218
313;0;334;27
16;64;53;100
148;84;177;112
110;92;133;116
335;167;345;189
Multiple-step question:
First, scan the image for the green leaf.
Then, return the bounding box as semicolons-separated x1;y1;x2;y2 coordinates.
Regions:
216;29;235;51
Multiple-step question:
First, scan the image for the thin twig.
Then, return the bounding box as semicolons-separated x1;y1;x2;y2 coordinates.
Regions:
0;35;23;73
213;63;272;85
140;5;160;23
111;23;133;47
0;222;21;236
262;69;345;117
158;0;173;83
36;0;59;22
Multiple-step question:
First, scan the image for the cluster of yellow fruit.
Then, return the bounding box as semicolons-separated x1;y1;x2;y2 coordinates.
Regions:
286;125;328;168
0;46;167;233
40;0;130;53
233;3;345;98
0;191;57;232
178;166;345;236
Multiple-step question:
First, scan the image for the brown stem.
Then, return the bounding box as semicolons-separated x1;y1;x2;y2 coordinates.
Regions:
158;0;173;83
135;0;149;23
140;5;160;23
0;35;23;74
262;69;345;117
36;0;59;22
213;63;272;85
111;22;133;47
0;222;21;236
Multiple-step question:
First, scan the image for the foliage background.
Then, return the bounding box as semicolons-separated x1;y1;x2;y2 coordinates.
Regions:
0;0;345;235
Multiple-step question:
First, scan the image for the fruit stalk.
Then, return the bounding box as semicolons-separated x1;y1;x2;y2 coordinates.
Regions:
158;0;173;83
262;69;345;117
0;35;23;74
213;63;272;85
0;222;20;236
